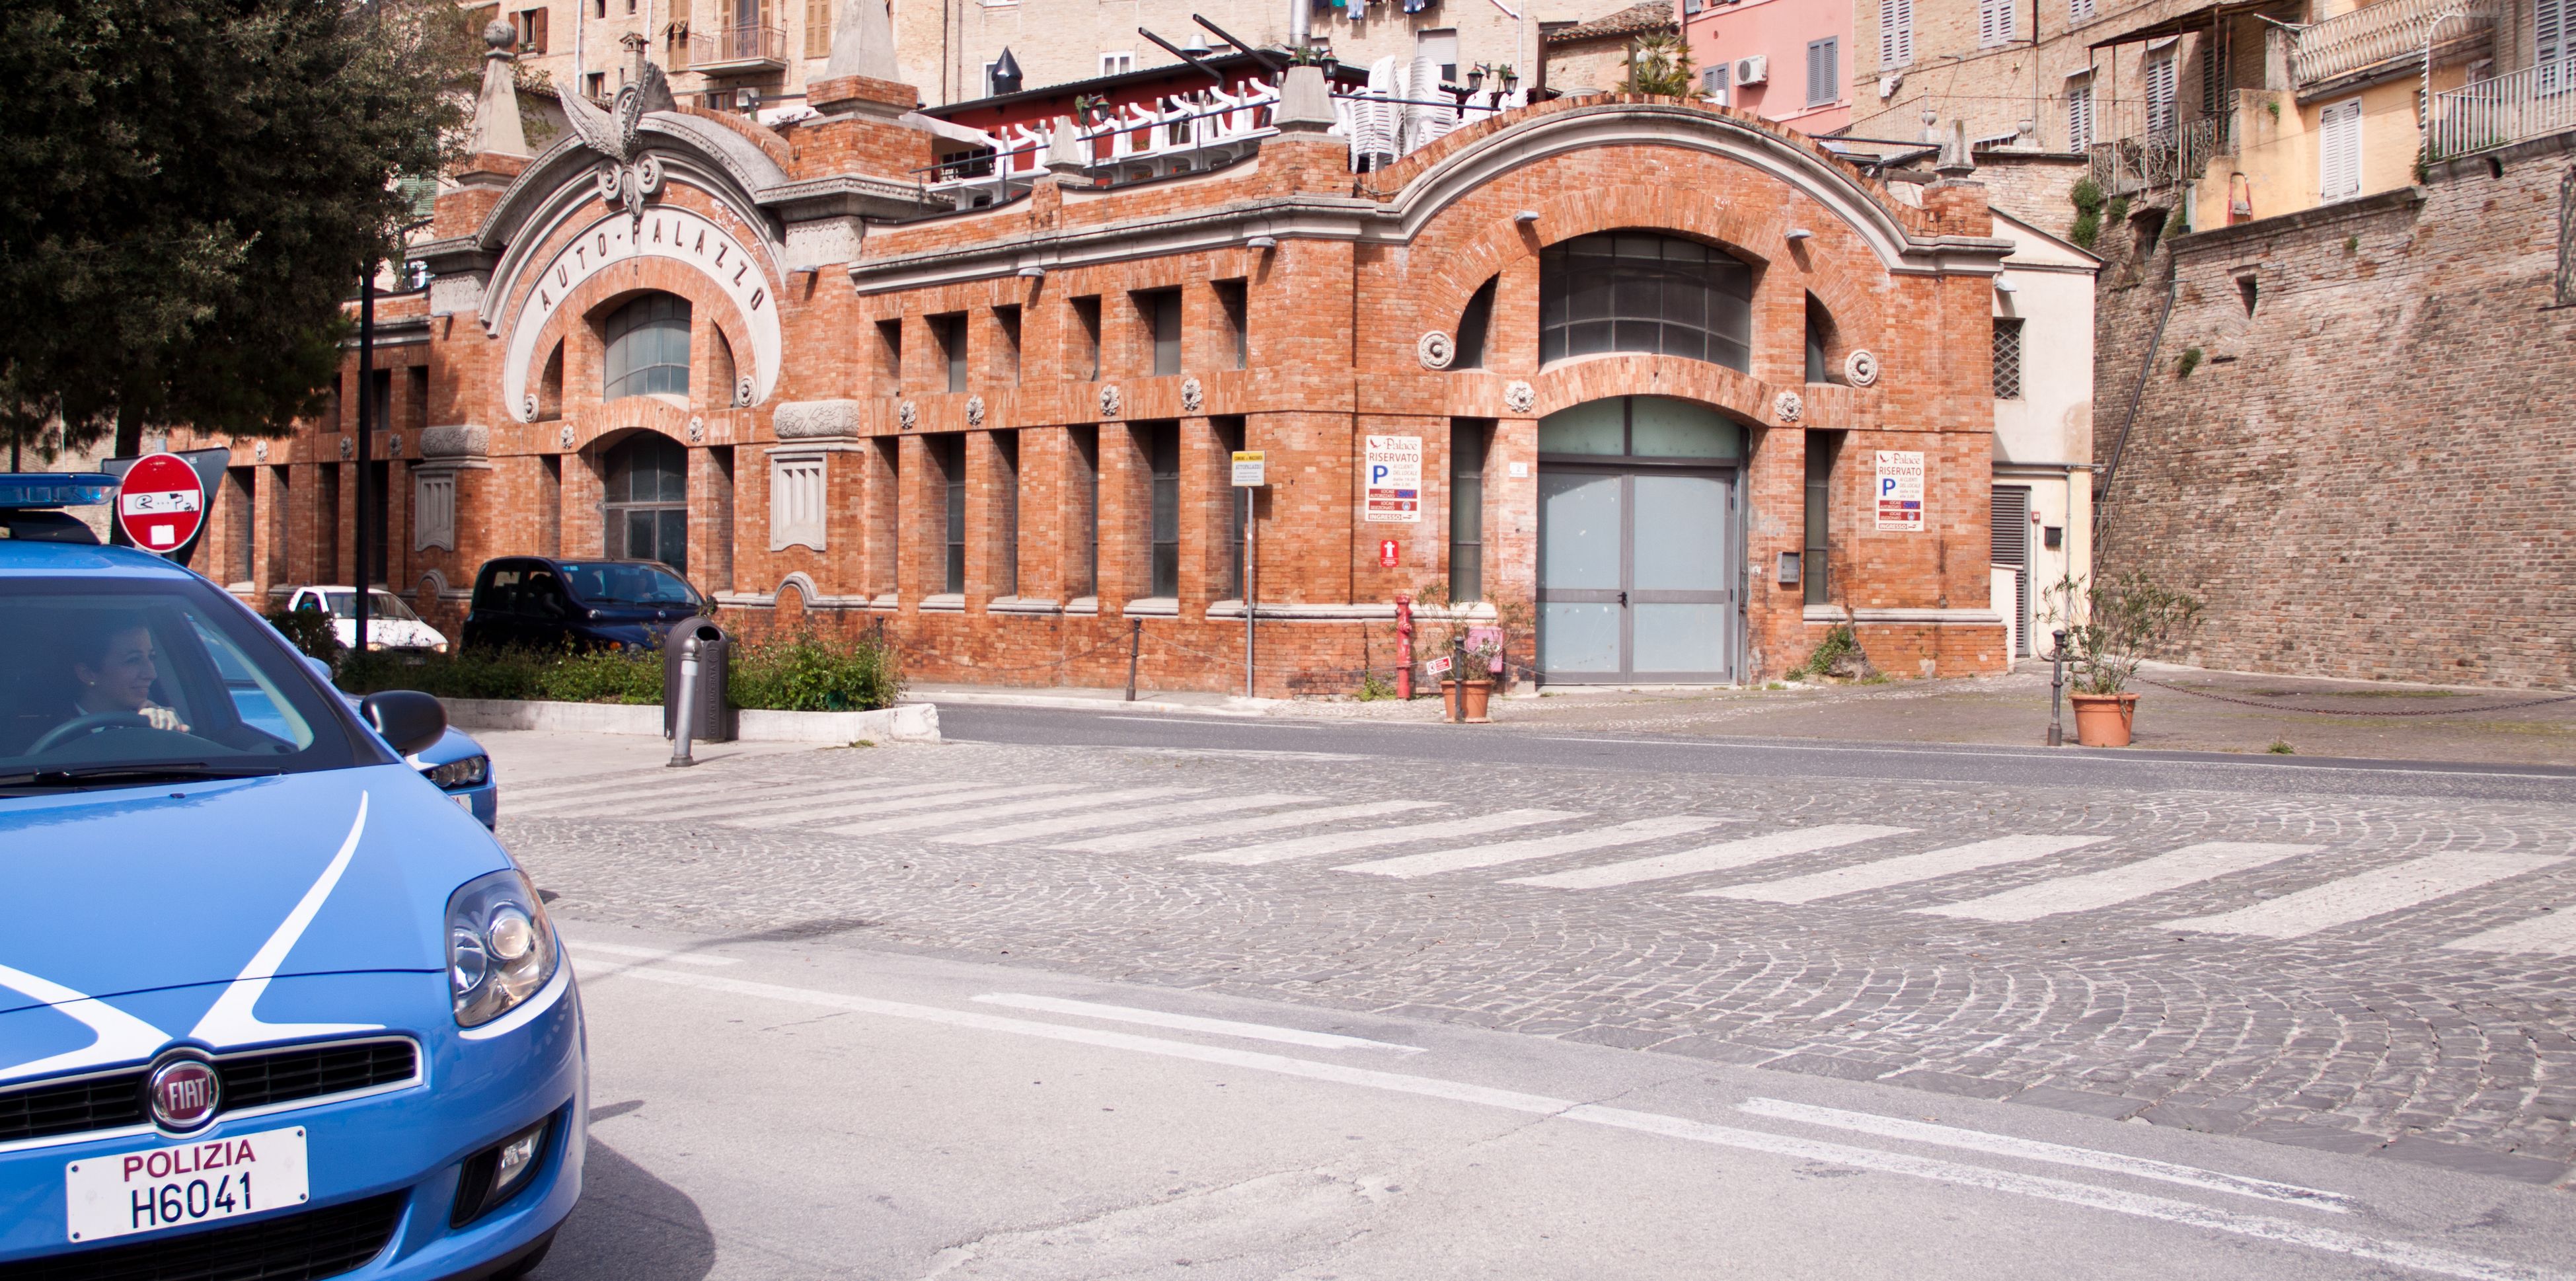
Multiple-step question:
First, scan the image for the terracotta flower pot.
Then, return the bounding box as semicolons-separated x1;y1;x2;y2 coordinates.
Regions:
1440;678;1495;723
2069;691;2139;747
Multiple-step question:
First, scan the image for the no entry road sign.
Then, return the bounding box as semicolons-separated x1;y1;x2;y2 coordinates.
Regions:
116;453;206;555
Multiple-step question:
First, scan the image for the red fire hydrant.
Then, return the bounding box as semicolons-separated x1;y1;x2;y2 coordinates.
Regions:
1394;592;1415;701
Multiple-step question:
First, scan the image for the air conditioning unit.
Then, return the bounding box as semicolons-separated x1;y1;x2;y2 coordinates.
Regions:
1733;55;1768;86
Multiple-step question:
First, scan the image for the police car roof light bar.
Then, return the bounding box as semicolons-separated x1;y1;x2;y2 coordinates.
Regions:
0;473;118;509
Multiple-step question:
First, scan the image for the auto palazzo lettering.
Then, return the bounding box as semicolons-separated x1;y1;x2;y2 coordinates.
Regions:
500;205;783;423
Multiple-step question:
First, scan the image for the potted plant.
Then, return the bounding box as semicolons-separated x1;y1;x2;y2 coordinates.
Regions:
1411;580;1525;722
2042;571;2202;747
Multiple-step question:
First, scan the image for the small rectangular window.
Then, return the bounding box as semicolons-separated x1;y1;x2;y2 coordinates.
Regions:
514;7;547;54
937;435;966;594
1071;426;1100;598
1099;51;1134;75
1803;433;1838;606
2319;97;2363;201
1071;296;1102;380
934;313;967;393
804;0;830;56
876;319;903;397
406;366;429;431
1145;422;1179;598
2066;79;2095;151
995;432;1020;598
1807;38;1838;106
2146;53;2178;136
1977;0;2015;47
1218;418;1247;599
1992;317;2024;399
2070;0;2095;21
1139;289;1182;376
1449;420;1489;603
586;71;605;98
1213;280;1248;371
1416;29;1460;83
1702;63;1729;105
994;305;1022;385
1879;0;1913;67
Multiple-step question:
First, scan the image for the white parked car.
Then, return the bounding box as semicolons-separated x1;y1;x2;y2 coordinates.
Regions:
286;585;453;653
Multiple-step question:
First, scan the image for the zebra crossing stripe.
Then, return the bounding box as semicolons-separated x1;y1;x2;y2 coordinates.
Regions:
2440;903;2576;955
1704;834;2112;905
723;783;1086;829
936;793;1319;846
1057;800;1451;854
1915;842;2322;923
1340;816;1735;880
1513;824;1912;890
508;777;815;816
827;787;1203;837
615;778;991;824
2160;852;2567;939
502;771;667;800
1182;810;1585;867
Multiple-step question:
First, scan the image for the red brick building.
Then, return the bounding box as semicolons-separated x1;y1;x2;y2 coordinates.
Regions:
179;61;2015;692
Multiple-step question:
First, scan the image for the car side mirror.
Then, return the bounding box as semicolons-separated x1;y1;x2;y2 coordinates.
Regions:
361;690;447;757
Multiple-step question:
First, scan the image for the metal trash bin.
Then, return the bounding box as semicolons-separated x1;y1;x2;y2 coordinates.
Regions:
661;617;735;743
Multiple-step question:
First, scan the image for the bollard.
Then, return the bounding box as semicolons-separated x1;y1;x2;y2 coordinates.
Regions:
1125;617;1141;702
668;633;701;767
1394;593;1414;701
1451;639;1468;724
2046;627;2068;748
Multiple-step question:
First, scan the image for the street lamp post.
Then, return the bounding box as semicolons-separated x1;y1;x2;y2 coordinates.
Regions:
353;262;375;665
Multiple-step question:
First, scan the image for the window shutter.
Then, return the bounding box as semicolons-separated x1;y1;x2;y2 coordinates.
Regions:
1881;0;1913;67
2146;54;2176;134
1977;0;1999;47
1808;38;1837;106
2067;81;2094;151
530;7;547;53
2540;0;2567;67
2070;0;2094;22
805;0;830;58
2320;98;2363;200
1996;0;2015;42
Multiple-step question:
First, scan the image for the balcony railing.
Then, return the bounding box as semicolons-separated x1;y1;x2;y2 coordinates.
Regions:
679;24;786;71
2292;0;2495;85
2429;58;2576;157
2088;114;2230;194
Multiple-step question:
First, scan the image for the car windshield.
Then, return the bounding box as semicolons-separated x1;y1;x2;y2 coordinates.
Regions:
0;577;369;789
556;562;701;608
321;590;423;622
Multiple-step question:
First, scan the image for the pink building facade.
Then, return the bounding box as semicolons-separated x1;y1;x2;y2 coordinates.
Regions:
1683;0;1850;135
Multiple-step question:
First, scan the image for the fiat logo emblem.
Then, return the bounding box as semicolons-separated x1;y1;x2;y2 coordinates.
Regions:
146;1054;221;1132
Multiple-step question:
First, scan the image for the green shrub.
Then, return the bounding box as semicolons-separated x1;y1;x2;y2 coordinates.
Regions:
2177;346;2205;379
342;630;901;712
726;631;902;712
2067;176;2106;250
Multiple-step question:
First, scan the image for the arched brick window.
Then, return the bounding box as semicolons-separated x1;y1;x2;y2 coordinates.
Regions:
1538;233;1753;371
603;293;692;401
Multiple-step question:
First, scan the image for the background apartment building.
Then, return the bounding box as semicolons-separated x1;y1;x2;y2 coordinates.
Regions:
474;0;1644;114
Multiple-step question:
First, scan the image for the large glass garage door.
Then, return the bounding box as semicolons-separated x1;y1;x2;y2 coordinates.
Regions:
1536;397;1740;683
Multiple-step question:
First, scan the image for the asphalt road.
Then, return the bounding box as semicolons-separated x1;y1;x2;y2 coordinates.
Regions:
935;704;2576;804
541;923;2576;1281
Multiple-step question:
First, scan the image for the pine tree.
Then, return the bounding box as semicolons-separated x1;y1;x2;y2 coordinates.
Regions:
0;0;474;457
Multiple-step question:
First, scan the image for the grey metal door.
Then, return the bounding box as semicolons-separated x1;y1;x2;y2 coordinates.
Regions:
1538;465;1735;682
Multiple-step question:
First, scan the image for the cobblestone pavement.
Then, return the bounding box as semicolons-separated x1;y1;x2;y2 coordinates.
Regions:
495;737;2576;1188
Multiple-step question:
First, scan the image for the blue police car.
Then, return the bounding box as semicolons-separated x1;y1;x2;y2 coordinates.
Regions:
0;474;583;1278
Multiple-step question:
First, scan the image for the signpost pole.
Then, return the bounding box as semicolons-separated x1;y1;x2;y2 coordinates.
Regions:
1242;484;1255;699
354;262;375;661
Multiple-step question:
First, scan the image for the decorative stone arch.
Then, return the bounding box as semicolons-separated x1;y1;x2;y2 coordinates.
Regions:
1412;186;1887;366
508;234;771;424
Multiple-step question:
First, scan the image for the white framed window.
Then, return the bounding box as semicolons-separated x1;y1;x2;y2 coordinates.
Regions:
2070;0;2096;22
1879;0;1913;68
2539;0;2568;89
1806;37;1839;106
1417;28;1460;82
2319;97;2364;201
982;60;1003;95
1702;61;1729;106
1978;0;2017;48
1098;50;1135;76
769;455;827;551
2066;77;2094;151
412;471;456;552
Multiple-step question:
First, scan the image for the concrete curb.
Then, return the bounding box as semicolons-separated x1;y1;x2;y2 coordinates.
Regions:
913;689;1281;718
438;697;941;743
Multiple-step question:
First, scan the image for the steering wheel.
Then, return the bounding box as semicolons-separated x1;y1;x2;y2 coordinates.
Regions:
28;711;157;756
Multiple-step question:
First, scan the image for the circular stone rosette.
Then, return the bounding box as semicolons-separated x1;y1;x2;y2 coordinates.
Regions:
1417;331;1455;370
1772;391;1804;422
1503;381;1536;414
1844;349;1881;387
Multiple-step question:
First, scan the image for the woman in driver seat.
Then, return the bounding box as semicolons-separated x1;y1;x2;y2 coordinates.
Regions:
67;617;190;734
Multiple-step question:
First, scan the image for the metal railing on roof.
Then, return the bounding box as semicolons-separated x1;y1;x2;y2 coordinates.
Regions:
2088;114;2230;193
2291;0;2495;85
2429;58;2576;157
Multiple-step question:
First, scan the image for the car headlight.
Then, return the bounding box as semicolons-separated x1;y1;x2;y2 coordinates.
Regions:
423;754;489;790
367;640;388;652
446;870;559;1028
432;640;450;653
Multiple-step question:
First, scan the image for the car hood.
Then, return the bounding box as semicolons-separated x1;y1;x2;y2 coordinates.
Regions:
0;765;510;1077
